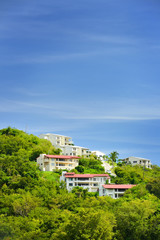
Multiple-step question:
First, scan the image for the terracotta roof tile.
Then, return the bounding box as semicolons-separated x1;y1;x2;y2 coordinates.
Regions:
102;184;136;189
45;155;80;159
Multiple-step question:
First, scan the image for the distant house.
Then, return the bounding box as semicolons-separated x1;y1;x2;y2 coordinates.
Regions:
99;184;136;198
39;133;74;147
122;156;152;168
61;145;91;157
60;171;110;192
91;150;106;160
39;133;91;157
37;154;80;171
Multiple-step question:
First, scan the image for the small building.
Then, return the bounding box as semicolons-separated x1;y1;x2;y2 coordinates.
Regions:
91;150;106;160
39;133;74;147
99;184;136;198
60;145;91;157
39;133;91;157
60;172;110;192
37;154;80;171
122;156;151;168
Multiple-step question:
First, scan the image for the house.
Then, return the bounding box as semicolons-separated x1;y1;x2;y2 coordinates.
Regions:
39;133;91;157
91;150;112;173
60;171;110;192
91;150;106;160
99;184;136;198
122;156;152;168
60;145;91;157
39;133;74;147
37;154;80;171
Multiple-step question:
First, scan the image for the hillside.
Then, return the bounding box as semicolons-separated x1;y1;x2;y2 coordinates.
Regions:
0;127;160;240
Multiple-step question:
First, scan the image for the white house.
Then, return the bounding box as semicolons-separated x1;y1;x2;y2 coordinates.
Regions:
60;172;110;192
39;133;91;157
122;156;152;168
91;150;106;160
99;184;136;198
91;150;112;173
39;133;74;147
37;154;80;171
60;145;91;157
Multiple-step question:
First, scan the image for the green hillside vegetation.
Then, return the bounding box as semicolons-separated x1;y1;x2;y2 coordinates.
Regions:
0;127;160;240
75;155;105;174
0;127;61;161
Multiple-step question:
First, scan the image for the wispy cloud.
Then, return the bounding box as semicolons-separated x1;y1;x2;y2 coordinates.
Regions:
83;33;138;45
1;96;160;121
13;88;47;97
0;50;111;65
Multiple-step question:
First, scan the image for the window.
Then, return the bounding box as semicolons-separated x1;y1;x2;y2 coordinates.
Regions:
93;183;98;186
51;163;54;166
115;194;117;198
93;178;97;181
78;178;89;181
133;161;137;163
69;183;73;186
69;178;73;181
118;189;125;192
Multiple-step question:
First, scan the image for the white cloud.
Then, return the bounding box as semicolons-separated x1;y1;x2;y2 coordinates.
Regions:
1;96;160;121
13;88;48;97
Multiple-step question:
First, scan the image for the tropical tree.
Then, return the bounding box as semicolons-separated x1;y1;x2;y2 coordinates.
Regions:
109;151;119;167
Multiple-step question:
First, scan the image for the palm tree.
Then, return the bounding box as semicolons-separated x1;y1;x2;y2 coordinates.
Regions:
109;151;119;167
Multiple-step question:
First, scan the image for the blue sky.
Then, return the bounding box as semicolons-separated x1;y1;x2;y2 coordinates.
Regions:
1;0;160;165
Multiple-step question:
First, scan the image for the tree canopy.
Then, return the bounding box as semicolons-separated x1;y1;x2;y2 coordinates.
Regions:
0;127;160;240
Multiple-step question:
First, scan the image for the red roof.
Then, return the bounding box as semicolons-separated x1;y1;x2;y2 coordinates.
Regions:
64;173;110;179
45;155;80;159
102;184;136;189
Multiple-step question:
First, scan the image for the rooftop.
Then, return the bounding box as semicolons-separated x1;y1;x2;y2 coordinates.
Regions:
45;155;80;159
64;172;110;178
40;133;72;138
60;145;89;150
102;184;136;189
124;156;150;161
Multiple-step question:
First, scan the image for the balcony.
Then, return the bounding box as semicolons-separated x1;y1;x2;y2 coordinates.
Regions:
44;159;49;163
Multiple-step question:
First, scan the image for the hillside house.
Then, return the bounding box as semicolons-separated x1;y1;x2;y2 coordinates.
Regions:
99;184;136;198
60;171;110;192
122;156;151;168
37;154;80;171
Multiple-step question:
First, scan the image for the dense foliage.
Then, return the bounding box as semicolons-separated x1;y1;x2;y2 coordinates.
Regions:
0;127;160;239
0;127;61;161
75;155;105;173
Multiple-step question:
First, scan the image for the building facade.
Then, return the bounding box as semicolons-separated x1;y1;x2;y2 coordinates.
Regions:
99;184;136;198
60;172;110;192
61;145;91;157
122;156;152;168
39;133;74;147
39;133;91;157
37;154;80;171
91;150;106;160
